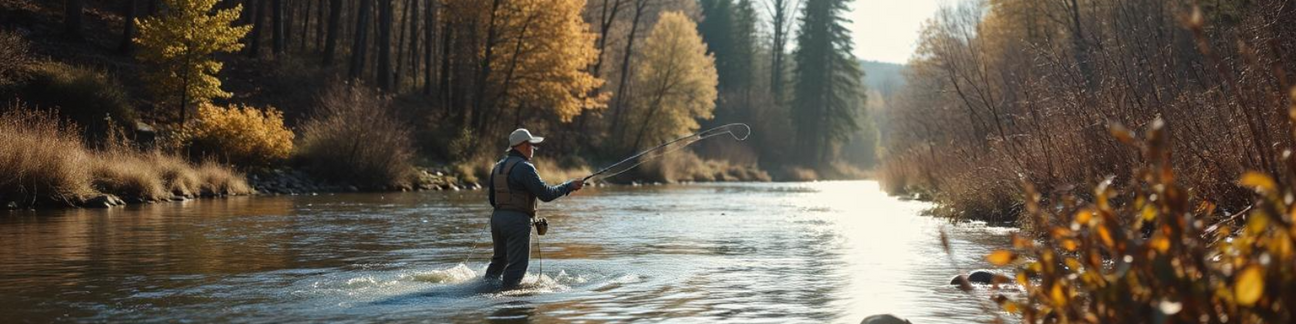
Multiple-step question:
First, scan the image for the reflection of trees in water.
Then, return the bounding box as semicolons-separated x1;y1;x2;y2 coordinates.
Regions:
0;196;299;321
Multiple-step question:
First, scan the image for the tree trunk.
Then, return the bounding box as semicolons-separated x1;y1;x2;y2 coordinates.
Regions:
469;0;505;130
395;0;415;90
590;0;625;77
608;0;649;136
248;0;266;57
119;0;137;53
439;18;452;107
300;0;312;51
272;0;285;55
376;0;395;90
423;0;437;96
64;0;83;39
348;0;372;80
322;0;343;65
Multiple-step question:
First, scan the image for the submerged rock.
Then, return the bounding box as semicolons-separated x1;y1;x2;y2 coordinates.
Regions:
951;270;996;285
861;314;912;324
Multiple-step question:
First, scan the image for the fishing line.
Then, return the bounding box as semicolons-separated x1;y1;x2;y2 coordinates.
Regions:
583;123;752;183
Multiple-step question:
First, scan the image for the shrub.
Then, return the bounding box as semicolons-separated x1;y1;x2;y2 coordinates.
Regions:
17;62;136;138
0;29;32;89
299;82;415;187
184;103;294;167
0;104;95;205
982;120;1296;323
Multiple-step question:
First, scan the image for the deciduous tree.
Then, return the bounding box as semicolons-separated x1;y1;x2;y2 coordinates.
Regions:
134;0;251;124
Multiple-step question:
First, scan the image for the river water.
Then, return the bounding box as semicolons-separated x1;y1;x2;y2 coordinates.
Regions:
0;181;1017;323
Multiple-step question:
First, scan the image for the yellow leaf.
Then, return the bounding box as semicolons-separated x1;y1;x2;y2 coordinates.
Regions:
1003;301;1019;313
1247;212;1269;235
1235;265;1264;306
1239;171;1277;194
1097;225;1115;248
1075;209;1093;225
1061;239;1078;252
1150;235;1170;253
987;250;1016;266
1051;283;1068;307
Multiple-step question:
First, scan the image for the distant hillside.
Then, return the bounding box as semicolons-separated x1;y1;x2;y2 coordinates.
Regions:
859;60;906;98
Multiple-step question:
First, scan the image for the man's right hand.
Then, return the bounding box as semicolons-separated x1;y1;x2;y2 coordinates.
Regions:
569;180;585;191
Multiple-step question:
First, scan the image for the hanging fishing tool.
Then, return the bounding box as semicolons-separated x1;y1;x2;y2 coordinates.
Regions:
582;123;752;183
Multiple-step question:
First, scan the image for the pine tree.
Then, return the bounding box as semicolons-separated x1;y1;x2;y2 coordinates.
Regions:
135;0;251;124
791;0;863;166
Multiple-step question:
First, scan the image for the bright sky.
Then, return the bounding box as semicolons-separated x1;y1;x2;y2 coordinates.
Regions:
845;0;945;64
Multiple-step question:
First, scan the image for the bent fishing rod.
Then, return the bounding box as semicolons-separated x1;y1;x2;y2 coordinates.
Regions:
582;123;752;183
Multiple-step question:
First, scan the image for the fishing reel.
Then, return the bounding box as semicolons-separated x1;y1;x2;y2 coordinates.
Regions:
533;217;549;236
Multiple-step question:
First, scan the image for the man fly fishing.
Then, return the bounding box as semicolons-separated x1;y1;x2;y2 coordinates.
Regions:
482;124;749;290
484;128;584;290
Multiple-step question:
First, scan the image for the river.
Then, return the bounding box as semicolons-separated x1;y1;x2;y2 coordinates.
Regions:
0;181;1017;323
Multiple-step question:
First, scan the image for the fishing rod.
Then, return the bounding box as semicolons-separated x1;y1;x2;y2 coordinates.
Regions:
582;123;752;183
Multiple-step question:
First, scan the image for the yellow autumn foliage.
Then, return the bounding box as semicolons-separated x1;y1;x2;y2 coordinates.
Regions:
134;0;250;122
988;119;1296;323
185;103;294;167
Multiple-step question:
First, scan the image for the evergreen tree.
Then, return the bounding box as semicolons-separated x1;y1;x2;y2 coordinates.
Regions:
697;0;735;91
135;0;251;124
791;0;863;166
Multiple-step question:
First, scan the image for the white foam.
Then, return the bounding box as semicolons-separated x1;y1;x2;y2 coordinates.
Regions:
406;263;480;284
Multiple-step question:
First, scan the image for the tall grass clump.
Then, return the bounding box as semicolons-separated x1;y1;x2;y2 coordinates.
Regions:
90;149;169;201
17;61;136;137
0;105;95;205
181;103;294;167
298;82;415;188
980;120;1296;323
196;161;253;196
0;101;251;207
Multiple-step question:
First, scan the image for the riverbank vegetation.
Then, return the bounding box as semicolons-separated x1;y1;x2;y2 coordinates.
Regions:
0;105;250;207
976;120;1296;323
0;0;882;207
880;0;1296;222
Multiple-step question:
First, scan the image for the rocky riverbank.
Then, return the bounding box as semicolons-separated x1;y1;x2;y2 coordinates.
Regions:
247;167;482;195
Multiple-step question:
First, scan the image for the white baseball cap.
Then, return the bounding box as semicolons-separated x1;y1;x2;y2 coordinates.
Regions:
508;128;544;147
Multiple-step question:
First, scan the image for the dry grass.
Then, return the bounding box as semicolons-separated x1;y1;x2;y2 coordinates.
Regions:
196;161;253;196
90;150;168;201
148;152;202;197
0;102;251;207
0;105;95;205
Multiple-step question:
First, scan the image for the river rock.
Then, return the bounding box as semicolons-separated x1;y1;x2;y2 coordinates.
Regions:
951;270;996;285
84;194;124;208
861;314;912;324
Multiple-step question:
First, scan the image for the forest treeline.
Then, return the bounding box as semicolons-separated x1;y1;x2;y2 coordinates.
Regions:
2;0;879;184
880;0;1296;221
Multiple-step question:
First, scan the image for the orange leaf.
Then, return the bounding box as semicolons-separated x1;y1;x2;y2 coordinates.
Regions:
987;250;1016;266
